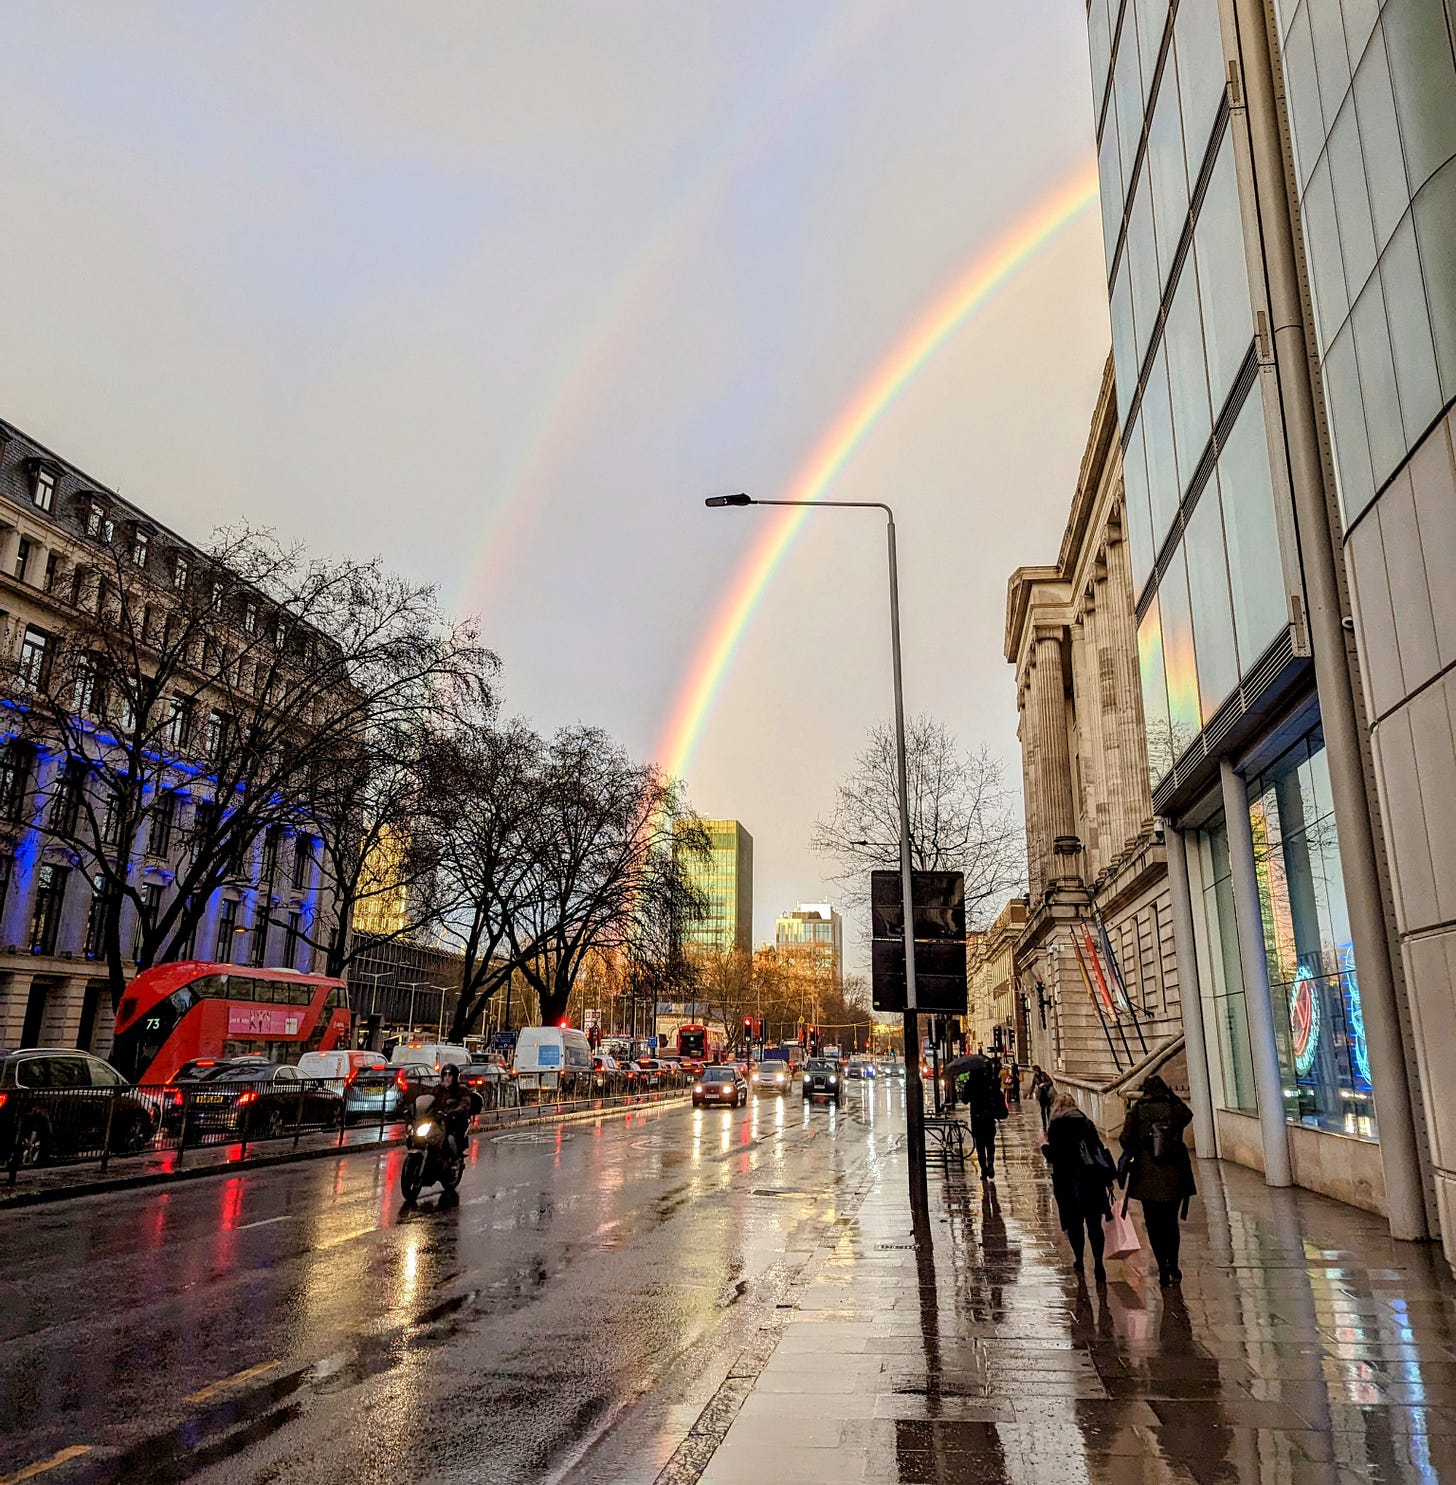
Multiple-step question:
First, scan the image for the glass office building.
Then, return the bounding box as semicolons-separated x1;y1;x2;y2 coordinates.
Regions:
1085;0;1455;1252
681;819;754;956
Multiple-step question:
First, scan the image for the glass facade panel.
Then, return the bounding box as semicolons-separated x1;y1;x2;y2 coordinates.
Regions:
1137;596;1173;786
1123;417;1156;592
1414;159;1456;397
1127;172;1162;361
1197;816;1258;1114
1111;261;1138;425
1353;32;1408;252
1248;729;1376;1139
1134;0;1168;111
1323;319;1375;521
1184;489;1240;720
1301;155;1349;349
1147;59;1190;282
1282;3;1326;188
1099;113;1125;273
1327;93;1377;300
1193;134;1254;412
1114;18;1146;192
1142;346;1180;543
1307;0;1353;121
1089;0;1114;119
1217;393;1289;666
1349;271;1405;483
1380;212;1441;443
1383;0;1456;194
1172;0;1226;178
1163;257;1212;483
1157;545;1201;759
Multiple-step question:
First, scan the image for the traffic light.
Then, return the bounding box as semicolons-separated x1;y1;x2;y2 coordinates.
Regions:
743;1017;752;1036
756;1017;765;1041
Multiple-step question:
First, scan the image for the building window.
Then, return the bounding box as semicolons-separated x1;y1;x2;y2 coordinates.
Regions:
0;855;12;923
131;529;149;568
85;874;107;960
52;758;86;839
13;538;32;582
205;709;227;758
147;792;176;857
18;626;49;690
243;601;258;635
133;882;162;960
284;910;302;970
249;912;267;968
29;864;69;955
1248;726;1374;1140
173;554;189;592
0;743;32;822
166;697;192;750
210;580;225;613
292;835;313;890
85;500;114;543
191;798;220;851
261;824;282;887
214;897;239;962
32;468;55;512
42;553;58;593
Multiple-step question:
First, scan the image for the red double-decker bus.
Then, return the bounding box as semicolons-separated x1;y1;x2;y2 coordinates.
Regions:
110;962;351;1085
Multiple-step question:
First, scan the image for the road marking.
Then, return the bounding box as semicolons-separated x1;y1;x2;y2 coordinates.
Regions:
184;1360;280;1403
237;1214;293;1230
0;1446;92;1483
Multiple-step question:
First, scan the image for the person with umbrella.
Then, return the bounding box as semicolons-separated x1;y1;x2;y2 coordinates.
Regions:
946;1050;1006;1182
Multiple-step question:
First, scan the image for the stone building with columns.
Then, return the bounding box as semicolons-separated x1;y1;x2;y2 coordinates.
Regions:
0;415;333;1057
1006;357;1186;1128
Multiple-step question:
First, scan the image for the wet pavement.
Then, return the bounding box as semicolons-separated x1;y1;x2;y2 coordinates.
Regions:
698;1103;1456;1484
2;1087;1455;1484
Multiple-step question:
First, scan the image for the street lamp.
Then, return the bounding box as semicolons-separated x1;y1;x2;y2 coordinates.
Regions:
705;492;929;1223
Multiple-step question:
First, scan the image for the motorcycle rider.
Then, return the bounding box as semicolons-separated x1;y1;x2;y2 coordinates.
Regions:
431;1064;473;1164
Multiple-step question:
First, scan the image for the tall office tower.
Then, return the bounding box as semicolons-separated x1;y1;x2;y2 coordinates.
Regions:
681;819;754;955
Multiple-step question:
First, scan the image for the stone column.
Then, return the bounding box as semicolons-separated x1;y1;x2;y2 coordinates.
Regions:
1084;577;1115;870
1220;759;1292;1187
1163;821;1218;1158
1018;682;1043;899
1029;628;1077;877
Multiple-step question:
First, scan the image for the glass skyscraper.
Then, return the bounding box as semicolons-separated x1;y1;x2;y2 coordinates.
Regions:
681;819;754;956
1085;0;1456;1259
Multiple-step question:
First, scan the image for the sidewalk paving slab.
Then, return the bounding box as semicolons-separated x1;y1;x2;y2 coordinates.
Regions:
693;1105;1456;1484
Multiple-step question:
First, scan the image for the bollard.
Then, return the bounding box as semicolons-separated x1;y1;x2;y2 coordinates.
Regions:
177;1090;191;1166
292;1083;305;1151
99;1091;118;1174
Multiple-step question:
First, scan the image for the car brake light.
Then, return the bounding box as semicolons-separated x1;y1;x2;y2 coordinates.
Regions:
0;1092;7;1110
396;1072;409;1091
238;1091;258;1105
345;1070;358;1086
167;1088;184;1108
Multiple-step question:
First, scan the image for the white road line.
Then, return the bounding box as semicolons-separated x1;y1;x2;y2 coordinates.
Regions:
237;1214;294;1230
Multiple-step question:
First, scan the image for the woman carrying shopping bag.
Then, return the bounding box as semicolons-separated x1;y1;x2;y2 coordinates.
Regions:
1042;1093;1117;1284
1119;1074;1196;1287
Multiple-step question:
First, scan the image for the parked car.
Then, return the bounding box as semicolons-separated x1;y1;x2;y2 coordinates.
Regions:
628;1058;663;1089
298;1049;386;1092
802;1058;843;1104
460;1062;512;1113
343;1065;409;1123
692;1065;747;1108
0;1050;158;1168
172;1060;344;1139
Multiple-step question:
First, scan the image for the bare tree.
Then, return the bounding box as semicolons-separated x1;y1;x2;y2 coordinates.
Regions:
812;715;1024;931
8;523;492;1005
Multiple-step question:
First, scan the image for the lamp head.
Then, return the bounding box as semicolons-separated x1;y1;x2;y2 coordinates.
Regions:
705;492;752;508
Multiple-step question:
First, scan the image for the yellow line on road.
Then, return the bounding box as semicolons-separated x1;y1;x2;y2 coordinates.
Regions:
0;1445;92;1483
184;1360;280;1403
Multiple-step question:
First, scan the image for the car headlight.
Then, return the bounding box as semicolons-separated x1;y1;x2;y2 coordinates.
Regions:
694;1084;703;1093
829;1077;838;1085
415;1119;435;1137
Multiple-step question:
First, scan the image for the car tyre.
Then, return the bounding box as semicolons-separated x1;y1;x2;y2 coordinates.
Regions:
17;1118;48;1169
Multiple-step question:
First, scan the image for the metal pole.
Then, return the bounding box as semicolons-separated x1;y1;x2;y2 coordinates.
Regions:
886;515;928;1222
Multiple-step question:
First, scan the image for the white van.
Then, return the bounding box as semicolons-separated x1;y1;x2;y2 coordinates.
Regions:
388;1042;471;1074
514;1026;592;1091
298;1048;386;1091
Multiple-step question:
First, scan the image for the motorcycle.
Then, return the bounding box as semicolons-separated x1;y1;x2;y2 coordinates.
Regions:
399;1092;466;1203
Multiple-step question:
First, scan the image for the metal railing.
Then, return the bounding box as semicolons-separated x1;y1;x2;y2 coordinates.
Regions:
2;1068;695;1187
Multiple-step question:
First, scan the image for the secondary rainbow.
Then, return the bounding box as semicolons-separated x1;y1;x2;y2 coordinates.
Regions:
658;159;1100;781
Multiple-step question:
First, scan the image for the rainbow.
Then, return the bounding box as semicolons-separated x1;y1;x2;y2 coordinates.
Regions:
658;159;1100;781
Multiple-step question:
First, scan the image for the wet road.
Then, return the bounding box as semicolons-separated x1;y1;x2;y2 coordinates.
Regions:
0;1081;900;1485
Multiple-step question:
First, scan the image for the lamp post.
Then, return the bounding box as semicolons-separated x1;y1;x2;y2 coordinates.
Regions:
349;968;392;1050
705;493;928;1223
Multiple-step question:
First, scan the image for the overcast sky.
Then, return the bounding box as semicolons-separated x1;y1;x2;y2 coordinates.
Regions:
0;1;1110;965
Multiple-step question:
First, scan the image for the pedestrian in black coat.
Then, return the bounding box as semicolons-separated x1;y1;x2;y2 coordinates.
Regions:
1030;1066;1055;1131
1119;1074;1196;1286
1043;1094;1116;1283
959;1052;1005;1182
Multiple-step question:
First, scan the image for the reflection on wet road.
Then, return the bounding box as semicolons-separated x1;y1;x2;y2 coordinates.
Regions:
0;1082;893;1484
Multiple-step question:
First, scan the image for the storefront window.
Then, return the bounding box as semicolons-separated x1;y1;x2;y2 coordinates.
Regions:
1248;728;1376;1139
1196;815;1257;1114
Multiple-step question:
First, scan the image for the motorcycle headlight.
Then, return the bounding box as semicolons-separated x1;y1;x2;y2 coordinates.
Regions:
829;1077;838;1085
415;1119;435;1137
